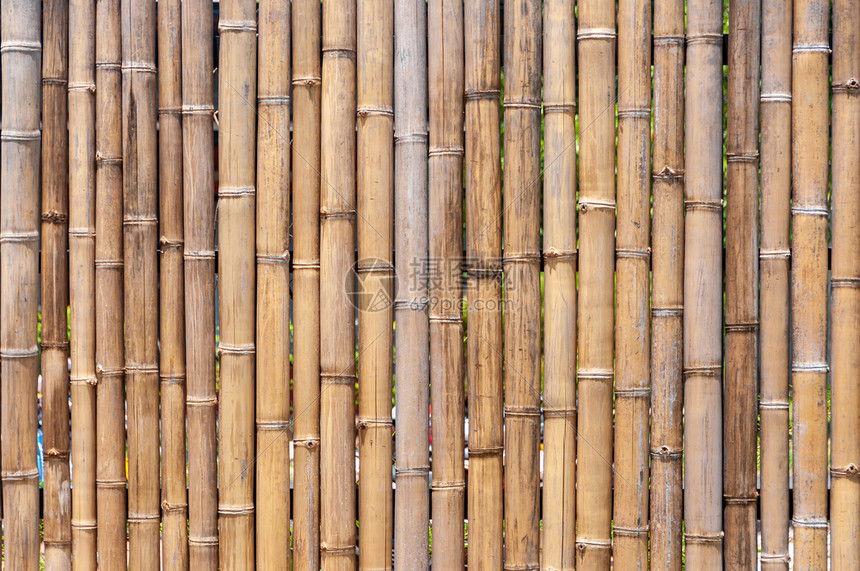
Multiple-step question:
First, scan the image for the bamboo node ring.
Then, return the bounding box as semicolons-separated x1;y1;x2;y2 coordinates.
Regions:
0;40;41;53
182;104;215;116
95;61;121;71
292;259;321;270
832;79;859;94
393;299;429;311
502;252;541;265
760;93;791;103
218;186;255;198
395;467;430;476
0;231;40;243
96;151;123;165
321;47;356;59
121;62;157;74
292;75;321;86
394;132;429;145
0;347;39;358
650;446;683;459
128;514;162;523
428;146;465;157
96;479;128;489
320;373;356;386
160;237;184;249
760;554;790;562
579;198;616;212
759;400;789;410
465;89;501;101
614;387;651;398
187;396;218;407
575;539;612;549
218;505;255;516
43;539;73;547
543;248;577;262
543;408;576;419
726;152;759;163
42;77;68;86
358;418;394;429
612;525;649;537
68;228;96;239
504;407;541;418
218;20;257;33
468;445;504;456
161;501;188;513
504;98;541;110
1;469;40;481
652;306;683;317
724;321;758;332
320;544;355;555
831;465;860;478
356;260;394;273
542;102;576;113
654;165;684;180
188;536;219;546
256;420;291;431
123;216;158;226
428;314;462;324
504;565;540;571
653;35;685;45
684;199;722;212
257;252;290;265
683;365;721;377
792;363;829;373
724;495;758;504
357;105;394;118
158;106;183;116
792;518;828;529
686;33;723;46
125;364;159;374
831;277;860;288
617;108;650;119
1;129;41;141
160;373;186;385
96;366;125;378
577;369;614;381
792;44;830;54
617;248;651;259
41;340;69;350
577;28;617;40
684;531;724;543
42;210;67;224
45;448;69;460
70;521;98;531
760;249;790;259
70;375;98;386
320;208;356;220
257;95;291;106
430;481;466;491
184;250;216;261
218;344;255;356
293;438;320;449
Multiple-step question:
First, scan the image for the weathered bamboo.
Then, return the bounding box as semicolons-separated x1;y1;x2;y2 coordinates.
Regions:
613;0;651;565
427;0;466;566
683;0;723;565
356;0;394;566
790;0;830;566
830;0;860;567
122;0;160;565
68;0;98;565
393;0;430;567
464;0;503;568
41;0;72;566
320;0;357;566
541;0;577;568
158;0;187;566
255;1;290;567
291;0;322;566
217;0;257;566
723;0;760;565
575;0;615;565
182;0;219;565
649;0;685;565
502;0;541;567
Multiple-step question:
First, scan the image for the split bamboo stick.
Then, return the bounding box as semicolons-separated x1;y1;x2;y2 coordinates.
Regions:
217;0;257;566
464;0;503;567
427;0;466;566
255;1;291;567
541;0;577;568
41;0;72;566
393;0;430;567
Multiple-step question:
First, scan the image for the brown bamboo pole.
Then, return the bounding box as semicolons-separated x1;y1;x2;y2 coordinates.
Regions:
723;0;760;565
575;0;615;565
41;0;72;565
464;0;503;568
683;0;723;565
649;0;685;565
427;0;466;567
182;0;219;565
291;0;322;566
790;0;830;565
393;0;429;567
356;0;394;566
541;0;577;568
320;0;357;567
613;0;651;564
829;0;860;567
255;0;290;567
217;0;257;566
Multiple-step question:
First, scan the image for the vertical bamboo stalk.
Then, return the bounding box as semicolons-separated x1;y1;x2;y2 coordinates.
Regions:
320;0;357;566
255;1;290;567
575;0;615;566
41;0;72;566
182;0;219;565
649;0;685;566
464;0;503;567
829;0;860;567
723;0;760;565
683;0;723;566
217;0;257;566
356;0;394;566
428;0;466;567
393;0;430;567
541;0;577;568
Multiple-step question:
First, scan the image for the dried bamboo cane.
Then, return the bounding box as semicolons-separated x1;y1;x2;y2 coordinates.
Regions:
723;0;760;565
829;0;860;567
217;0;257;566
320;0;357;567
182;0;219;565
790;0;830;565
502;0;541;568
291;0;322;566
575;0;615;565
255;1;290;567
41;0;72;566
121;0;161;565
158;0;187;566
649;0;685;566
427;0;466;567
541;0;576;568
356;0;394;566
683;0;724;566
613;0;651;564
393;0;430;567
464;0;503;568
67;0;98;565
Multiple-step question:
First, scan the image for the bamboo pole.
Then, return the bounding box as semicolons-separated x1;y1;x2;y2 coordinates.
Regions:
427;0;466;566
683;0;723;565
356;0;394;566
291;0;322;566
393;0;430;567
575;0;615;565
320;0;357;566
464;0;503;567
182;0;219;565
541;0;577;568
649;0;685;565
41;0;72;565
829;0;860;567
723;0;760;565
255;0;290;567
217;0;257;566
